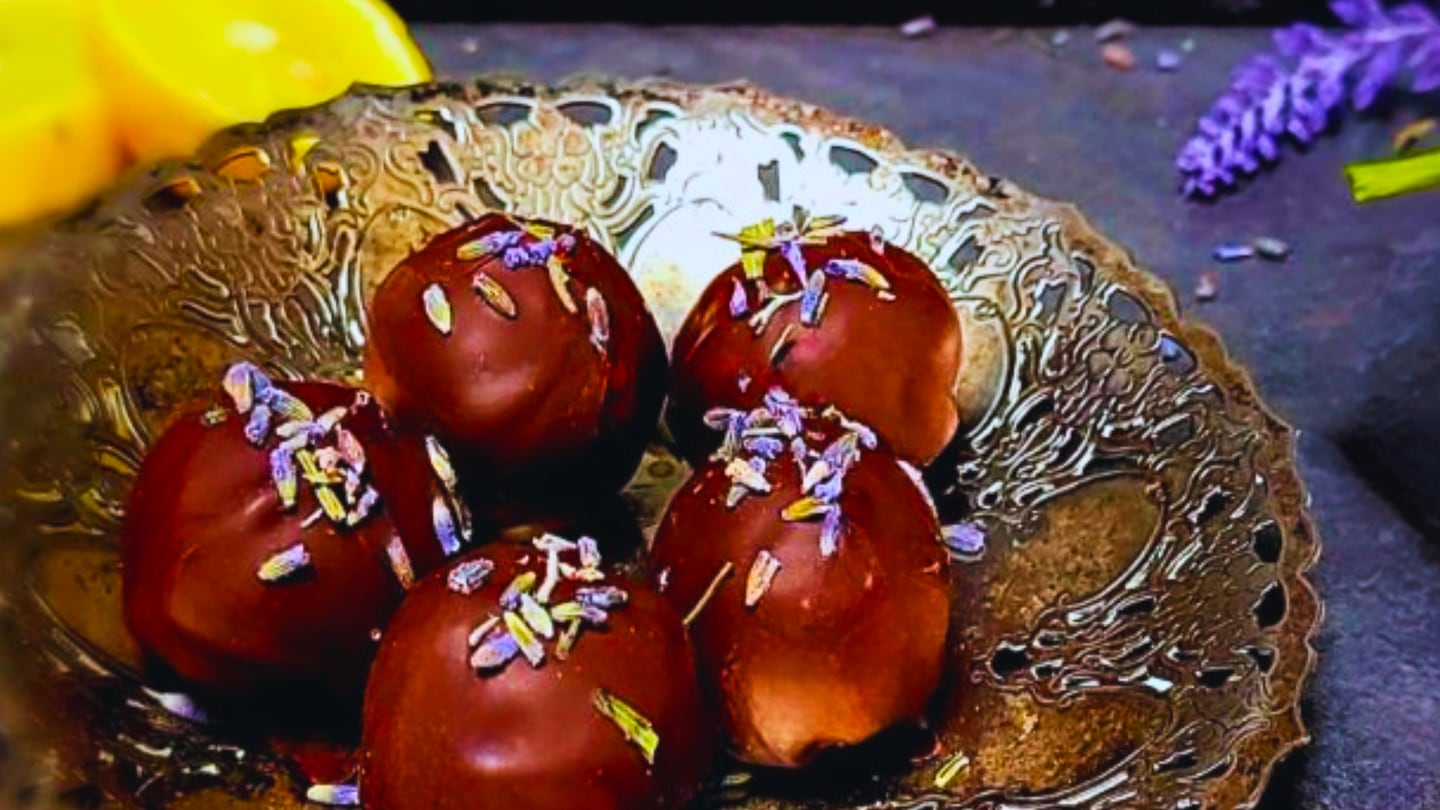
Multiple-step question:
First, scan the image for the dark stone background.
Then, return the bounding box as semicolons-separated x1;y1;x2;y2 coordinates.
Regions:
412;24;1440;810
391;1;1336;25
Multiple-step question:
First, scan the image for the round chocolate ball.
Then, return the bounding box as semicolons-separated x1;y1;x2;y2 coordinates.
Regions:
668;222;961;467
361;540;714;810
365;213;668;506
122;365;456;703
649;392;951;767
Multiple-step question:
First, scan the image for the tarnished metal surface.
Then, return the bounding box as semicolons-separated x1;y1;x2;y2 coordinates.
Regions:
0;78;1319;809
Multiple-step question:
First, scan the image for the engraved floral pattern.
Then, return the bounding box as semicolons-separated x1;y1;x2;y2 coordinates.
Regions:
0;78;1318;810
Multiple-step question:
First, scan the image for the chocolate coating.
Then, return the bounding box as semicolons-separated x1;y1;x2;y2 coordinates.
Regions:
361;544;714;810
122;380;447;703
668;230;961;466
649;416;951;768
365;213;668;505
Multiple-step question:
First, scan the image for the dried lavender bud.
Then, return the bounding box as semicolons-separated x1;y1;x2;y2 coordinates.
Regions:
433;496;461;556
778;239;807;284
500;571;538;611
519;593;556;639
592;689;660;765
422;283;452;335
243;403;272;446
386;536;415;589
471;629;520;671
742;435;784;459
306;784;360;806
547;256;578;314
1177;0;1440;197
447;558;495;594
1213;243;1255;262
745;550;782;608
819;509;844;557
257;543;311;583
222;362;258;414
942;522;987;556
576;586;629;609
473;272;519;319
799;269;826;327
1253;235;1292;260
533;533;578;553
551;601;609;624
587;288;610;353
578;536;602;570
504;611;545;667
729;277;750;318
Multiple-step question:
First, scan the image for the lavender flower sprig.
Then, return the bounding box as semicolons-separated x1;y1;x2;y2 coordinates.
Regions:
1178;0;1440;197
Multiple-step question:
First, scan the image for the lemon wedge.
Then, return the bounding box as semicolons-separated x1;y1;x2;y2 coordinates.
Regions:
0;0;123;227
90;0;431;162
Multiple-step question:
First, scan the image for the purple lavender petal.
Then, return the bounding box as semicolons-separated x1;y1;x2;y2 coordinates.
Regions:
942;522;987;556
743;435;784;459
729;278;750;318
763;387;805;436
526;240;556;264
779;240;807;284
576;586;629;609
823;258;864;281
502;246;531;268
269;446;298;507
799;269;825;326
244;403;272;446
1353;42;1404;110
819;509;843;558
812;474;844;504
482;230;524;254
472;630;520;671
1329;0;1382;27
433;497;461;556
1273;23;1325;58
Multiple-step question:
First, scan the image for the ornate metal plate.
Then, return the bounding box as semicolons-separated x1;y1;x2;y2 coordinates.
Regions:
0;78;1320;810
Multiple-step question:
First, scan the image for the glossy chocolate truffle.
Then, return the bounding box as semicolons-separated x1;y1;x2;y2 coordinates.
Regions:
668;216;961;467
365;213;668;505
650;391;951;767
361;539;714;810
122;364;459;702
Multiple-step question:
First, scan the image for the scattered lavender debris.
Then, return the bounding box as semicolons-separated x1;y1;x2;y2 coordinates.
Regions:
1051;29;1071;47
1253;236;1293;261
1177;0;1440;197
1196;271;1220;302
1102;43;1137;71
900;15;937;38
1156;49;1184;71
306;784;360;806
1094;19;1137;43
1213;243;1256;262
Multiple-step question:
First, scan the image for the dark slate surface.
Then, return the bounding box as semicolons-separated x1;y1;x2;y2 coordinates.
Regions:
413;24;1440;810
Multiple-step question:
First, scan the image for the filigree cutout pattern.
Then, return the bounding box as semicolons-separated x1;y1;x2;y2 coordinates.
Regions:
0;78;1319;810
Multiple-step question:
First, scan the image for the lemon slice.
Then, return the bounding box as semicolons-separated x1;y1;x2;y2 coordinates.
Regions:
0;0;123;227
90;0;431;162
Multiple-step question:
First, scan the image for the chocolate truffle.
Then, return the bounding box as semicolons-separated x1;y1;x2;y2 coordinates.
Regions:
361;538;714;810
122;363;462;702
364;213;668;505
649;390;951;767
668;214;961;467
